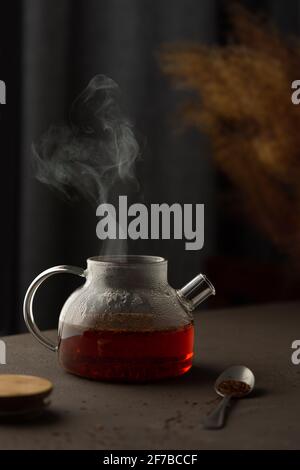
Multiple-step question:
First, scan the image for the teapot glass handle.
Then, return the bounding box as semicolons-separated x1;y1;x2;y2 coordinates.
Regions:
23;265;86;352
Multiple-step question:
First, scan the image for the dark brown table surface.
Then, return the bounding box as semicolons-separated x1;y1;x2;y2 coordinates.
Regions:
1;302;300;450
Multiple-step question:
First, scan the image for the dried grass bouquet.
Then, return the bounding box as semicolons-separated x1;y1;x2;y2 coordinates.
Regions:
161;5;300;262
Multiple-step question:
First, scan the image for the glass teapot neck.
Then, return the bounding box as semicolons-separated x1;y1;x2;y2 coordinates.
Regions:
85;256;168;288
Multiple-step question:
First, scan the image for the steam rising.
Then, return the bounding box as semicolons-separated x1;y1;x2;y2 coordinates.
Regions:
33;75;139;203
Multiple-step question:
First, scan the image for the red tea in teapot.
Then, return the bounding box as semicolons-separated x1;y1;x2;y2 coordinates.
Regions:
58;322;194;382
24;255;214;382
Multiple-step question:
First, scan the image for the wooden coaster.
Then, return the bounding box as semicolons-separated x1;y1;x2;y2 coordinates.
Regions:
0;375;53;415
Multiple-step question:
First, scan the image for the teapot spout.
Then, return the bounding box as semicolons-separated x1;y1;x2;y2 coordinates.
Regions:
177;274;215;311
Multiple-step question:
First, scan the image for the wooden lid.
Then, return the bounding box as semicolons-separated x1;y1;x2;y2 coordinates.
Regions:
0;375;53;415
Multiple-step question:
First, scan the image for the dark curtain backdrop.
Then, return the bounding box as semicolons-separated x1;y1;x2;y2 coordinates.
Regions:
0;0;299;334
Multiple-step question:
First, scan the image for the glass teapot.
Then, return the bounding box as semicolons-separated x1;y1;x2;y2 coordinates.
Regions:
23;256;215;382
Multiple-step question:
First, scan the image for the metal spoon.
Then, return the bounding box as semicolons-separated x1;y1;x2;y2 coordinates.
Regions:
201;365;255;430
